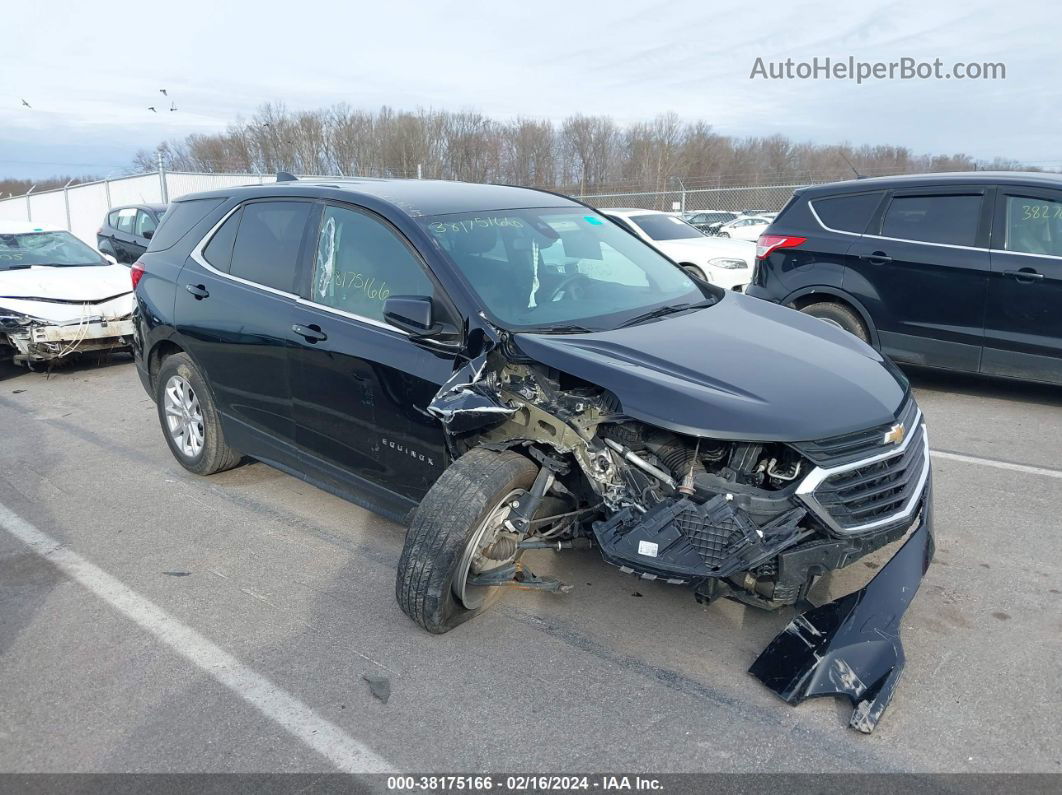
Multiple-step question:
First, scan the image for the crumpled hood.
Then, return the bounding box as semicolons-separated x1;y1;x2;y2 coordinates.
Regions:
656;237;755;267
514;292;907;442
0;264;134;324
0;264;133;302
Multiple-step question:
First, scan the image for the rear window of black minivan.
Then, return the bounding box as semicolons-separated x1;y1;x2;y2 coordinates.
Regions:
148;197;226;251
810;192;883;233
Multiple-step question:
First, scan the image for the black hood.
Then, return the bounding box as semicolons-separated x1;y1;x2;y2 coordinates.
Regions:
514;292;907;442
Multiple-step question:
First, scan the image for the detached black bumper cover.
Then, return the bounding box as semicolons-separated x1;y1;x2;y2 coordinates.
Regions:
749;480;934;733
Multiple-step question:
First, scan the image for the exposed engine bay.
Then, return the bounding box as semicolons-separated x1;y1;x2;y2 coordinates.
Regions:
426;341;933;732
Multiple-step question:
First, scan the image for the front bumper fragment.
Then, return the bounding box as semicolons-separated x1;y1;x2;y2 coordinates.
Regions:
749;476;934;733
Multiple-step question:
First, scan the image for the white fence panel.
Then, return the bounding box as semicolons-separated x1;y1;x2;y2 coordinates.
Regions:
28;191;69;230
67;182;112;246
165;172;273;200
108;174;164;208
0;196;29;222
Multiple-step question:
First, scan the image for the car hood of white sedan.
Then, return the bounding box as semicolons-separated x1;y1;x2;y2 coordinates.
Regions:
0;264;134;324
654;237;756;267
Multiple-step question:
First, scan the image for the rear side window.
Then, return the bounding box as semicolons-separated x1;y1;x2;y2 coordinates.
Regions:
881;194;981;246
229;201;312;293
150;197;226;251
811;192;883;233
202;207;242;271
116;208;136;234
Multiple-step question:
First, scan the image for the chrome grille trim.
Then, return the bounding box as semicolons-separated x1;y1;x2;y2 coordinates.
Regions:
796;410;930;536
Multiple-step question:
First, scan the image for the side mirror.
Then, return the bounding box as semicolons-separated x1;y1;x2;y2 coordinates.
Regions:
383;295;435;335
143;229;154;240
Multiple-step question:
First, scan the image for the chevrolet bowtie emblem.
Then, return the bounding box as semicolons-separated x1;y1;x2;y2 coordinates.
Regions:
883;423;906;446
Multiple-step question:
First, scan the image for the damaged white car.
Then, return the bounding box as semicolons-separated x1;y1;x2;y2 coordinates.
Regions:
0;222;135;368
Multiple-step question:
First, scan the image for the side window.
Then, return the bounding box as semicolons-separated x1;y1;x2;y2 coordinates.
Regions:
311;205;433;323
229;201;311;292
135;210;158;238
881;194;981;246
812;192;883;233
202;207;243;271
150;197;226;251
1002;194;1062;257
116;208;137;234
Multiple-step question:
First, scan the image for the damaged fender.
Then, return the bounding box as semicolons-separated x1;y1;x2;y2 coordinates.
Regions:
749;478;934;733
426;350;516;434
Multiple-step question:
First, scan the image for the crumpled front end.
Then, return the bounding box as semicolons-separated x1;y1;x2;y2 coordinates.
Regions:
426;337;933;732
0;293;135;365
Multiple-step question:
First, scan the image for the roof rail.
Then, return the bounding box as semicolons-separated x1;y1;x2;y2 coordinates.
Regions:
275;171;298;182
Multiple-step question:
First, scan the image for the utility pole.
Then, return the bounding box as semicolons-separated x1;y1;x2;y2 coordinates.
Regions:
25;185;36;222
63;178;75;231
417;163;423;180
158;151;169;203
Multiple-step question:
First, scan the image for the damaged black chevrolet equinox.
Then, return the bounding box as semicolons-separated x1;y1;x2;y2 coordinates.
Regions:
132;176;934;732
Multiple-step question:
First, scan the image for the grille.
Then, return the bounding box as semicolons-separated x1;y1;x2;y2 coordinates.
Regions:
800;417;928;535
793;396;919;467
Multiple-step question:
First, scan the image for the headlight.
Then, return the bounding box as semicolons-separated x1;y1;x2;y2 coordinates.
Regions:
707;257;748;270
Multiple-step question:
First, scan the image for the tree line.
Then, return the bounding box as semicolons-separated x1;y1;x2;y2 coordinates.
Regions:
115;102;1037;194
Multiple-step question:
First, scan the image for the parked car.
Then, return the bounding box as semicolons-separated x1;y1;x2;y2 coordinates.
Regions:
717;215;772;241
684;210;739;235
132;178;932;732
600;208;754;289
746;171;1062;385
97;203;167;264
0;221;135;368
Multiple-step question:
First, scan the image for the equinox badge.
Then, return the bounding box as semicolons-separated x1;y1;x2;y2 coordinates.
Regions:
883;423;906;446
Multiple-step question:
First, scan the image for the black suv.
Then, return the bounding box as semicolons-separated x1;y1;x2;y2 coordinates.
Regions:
98;203;167;264
747;172;1062;385
132;177;933;732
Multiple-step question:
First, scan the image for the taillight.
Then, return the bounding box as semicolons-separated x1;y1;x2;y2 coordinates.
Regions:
756;234;806;260
130;261;146;289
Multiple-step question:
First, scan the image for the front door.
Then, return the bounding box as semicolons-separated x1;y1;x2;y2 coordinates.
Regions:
982;188;1062;384
847;188;990;372
289;202;456;514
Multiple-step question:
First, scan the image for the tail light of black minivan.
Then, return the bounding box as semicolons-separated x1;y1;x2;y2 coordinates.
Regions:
756;234;806;260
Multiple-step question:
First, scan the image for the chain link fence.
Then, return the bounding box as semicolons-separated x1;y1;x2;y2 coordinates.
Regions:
575;183;815;214
0;170;819;247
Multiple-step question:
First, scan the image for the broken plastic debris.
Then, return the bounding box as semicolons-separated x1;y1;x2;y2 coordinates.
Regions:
363;674;391;704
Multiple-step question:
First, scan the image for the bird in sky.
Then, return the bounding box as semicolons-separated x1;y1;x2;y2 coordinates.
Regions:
148;106;157;113
169;101;177;112
160;89;168;96
20;98;31;108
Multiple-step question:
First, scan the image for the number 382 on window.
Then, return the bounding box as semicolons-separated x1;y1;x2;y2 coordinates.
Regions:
1021;203;1062;221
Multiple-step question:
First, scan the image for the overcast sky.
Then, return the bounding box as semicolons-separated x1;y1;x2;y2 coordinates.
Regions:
2;0;1058;179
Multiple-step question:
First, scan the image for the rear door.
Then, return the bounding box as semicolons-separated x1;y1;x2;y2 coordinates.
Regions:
113;208;139;263
982;187;1062;383
174;198;315;467
290;201;456;509
847;187;990;372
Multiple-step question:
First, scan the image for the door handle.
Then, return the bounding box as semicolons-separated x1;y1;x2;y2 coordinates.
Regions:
860;251;893;265
1003;268;1045;283
292;323;327;343
185;283;209;300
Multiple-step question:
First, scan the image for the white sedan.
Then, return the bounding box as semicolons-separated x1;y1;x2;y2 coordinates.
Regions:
716;215;772;241
0;221;135;368
600;208;755;290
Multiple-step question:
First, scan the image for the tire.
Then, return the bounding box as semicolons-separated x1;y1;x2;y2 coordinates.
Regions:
799;301;870;343
396;448;538;634
718;232;730;238
155;352;241;475
680;264;706;281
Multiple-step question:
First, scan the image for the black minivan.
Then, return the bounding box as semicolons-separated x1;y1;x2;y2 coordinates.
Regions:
747;172;1062;384
132;177;934;732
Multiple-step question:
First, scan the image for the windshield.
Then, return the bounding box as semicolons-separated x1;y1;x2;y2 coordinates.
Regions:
0;231;106;270
422;207;706;331
629;214;705;241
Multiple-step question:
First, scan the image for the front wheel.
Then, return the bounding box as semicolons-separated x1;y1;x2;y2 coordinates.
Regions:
396;448;538;634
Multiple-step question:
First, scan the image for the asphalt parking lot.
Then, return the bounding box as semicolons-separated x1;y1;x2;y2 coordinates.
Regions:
0;354;1060;774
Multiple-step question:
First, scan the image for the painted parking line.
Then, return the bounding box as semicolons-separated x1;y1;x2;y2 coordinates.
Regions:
931;449;1062;480
0;501;394;774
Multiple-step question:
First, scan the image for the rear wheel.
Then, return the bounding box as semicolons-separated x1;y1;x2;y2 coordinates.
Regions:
396;448;538;634
155;353;241;475
799;301;870;343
